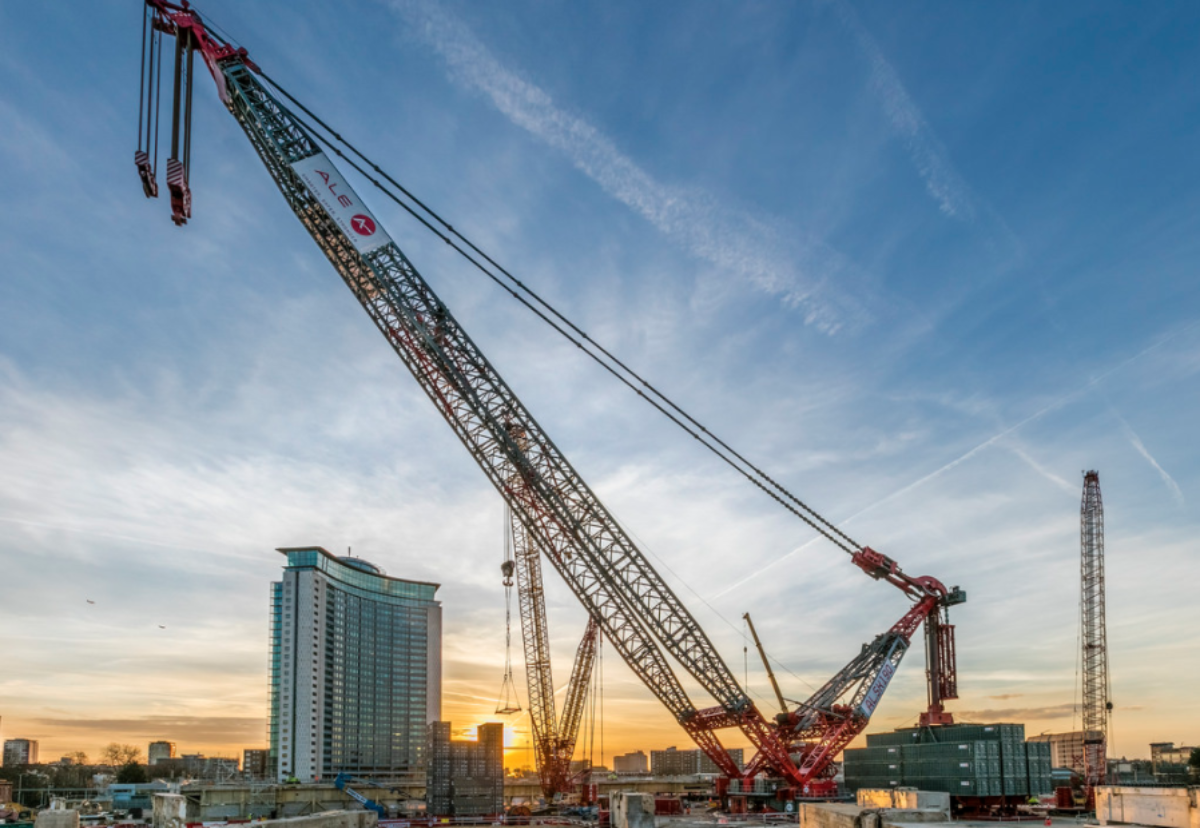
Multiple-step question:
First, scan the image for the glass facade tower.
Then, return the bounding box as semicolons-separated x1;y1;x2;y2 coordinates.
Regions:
269;546;442;782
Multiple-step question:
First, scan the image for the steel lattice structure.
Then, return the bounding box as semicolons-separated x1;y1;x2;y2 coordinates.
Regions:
1080;470;1110;791
135;2;966;790
510;506;600;797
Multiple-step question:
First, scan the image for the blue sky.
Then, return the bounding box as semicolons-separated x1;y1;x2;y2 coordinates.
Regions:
1;1;1198;765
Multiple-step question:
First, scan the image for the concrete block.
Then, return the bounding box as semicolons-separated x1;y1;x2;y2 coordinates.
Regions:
153;793;189;828
217;809;376;828
35;810;79;828
1095;786;1198;828
800;800;948;828
854;790;950;819
611;792;655;828
858;790;897;809
892;790;950;815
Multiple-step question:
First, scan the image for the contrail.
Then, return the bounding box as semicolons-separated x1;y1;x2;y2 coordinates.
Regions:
1009;445;1076;495
1113;411;1185;505
711;320;1200;598
824;0;974;220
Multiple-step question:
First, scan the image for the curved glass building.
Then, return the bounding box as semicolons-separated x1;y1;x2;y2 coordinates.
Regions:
269;546;442;782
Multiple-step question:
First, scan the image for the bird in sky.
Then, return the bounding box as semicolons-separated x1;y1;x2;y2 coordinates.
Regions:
86;599;95;605
158;625;166;629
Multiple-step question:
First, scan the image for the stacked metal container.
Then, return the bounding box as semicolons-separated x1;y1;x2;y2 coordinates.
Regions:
843;723;1050;799
842;744;905;791
1026;741;1053;796
902;739;1001;797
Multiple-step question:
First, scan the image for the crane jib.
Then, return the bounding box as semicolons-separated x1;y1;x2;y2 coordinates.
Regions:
291;152;394;255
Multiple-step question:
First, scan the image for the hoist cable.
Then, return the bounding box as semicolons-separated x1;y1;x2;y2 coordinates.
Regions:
152;26;162;172
597;629;604;771
138;6;148;150
257;72;863;557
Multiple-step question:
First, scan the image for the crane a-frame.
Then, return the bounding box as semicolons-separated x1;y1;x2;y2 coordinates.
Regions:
133;1;966;793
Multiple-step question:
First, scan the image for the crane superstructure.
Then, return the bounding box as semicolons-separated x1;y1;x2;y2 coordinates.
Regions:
1080;471;1111;798
134;1;965;793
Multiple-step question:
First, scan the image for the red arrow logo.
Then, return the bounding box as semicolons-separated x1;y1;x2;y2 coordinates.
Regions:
351;214;376;236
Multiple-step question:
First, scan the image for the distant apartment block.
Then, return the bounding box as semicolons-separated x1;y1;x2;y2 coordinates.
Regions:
151;754;238;780
270;547;442;783
185;754;239;778
650;746;743;776
1027;731;1101;774
426;722;503;817
243;748;270;780
3;739;39;766
613;751;648;774
148;741;177;765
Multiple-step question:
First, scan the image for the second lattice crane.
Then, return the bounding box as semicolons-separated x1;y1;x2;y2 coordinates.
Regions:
502;503;600;799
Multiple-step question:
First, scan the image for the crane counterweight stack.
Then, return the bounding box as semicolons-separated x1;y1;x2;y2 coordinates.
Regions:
132;0;967;793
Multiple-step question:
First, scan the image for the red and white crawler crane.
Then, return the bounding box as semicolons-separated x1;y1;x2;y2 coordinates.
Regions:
133;0;966;798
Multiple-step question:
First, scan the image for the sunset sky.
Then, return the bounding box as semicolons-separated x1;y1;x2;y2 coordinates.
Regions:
2;1;1199;769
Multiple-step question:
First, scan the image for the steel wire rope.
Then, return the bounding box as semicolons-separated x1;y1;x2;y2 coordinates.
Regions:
256;71;864;560
138;5;148;150
152;20;162;174
598;629;604;771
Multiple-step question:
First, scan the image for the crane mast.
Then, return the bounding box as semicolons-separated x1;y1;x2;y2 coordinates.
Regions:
1080;470;1110;796
134;1;965;790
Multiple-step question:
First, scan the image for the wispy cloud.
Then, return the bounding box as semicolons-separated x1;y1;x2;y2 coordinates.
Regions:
1113;411;1185;505
389;0;863;333
33;716;264;746
956;702;1078;722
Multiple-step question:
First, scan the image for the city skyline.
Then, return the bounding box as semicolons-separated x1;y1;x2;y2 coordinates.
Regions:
3;1;1199;769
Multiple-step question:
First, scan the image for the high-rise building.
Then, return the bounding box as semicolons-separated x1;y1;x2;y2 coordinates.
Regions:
426;723;503;817
3;739;39;766
148;741;177;765
270;546;442;782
